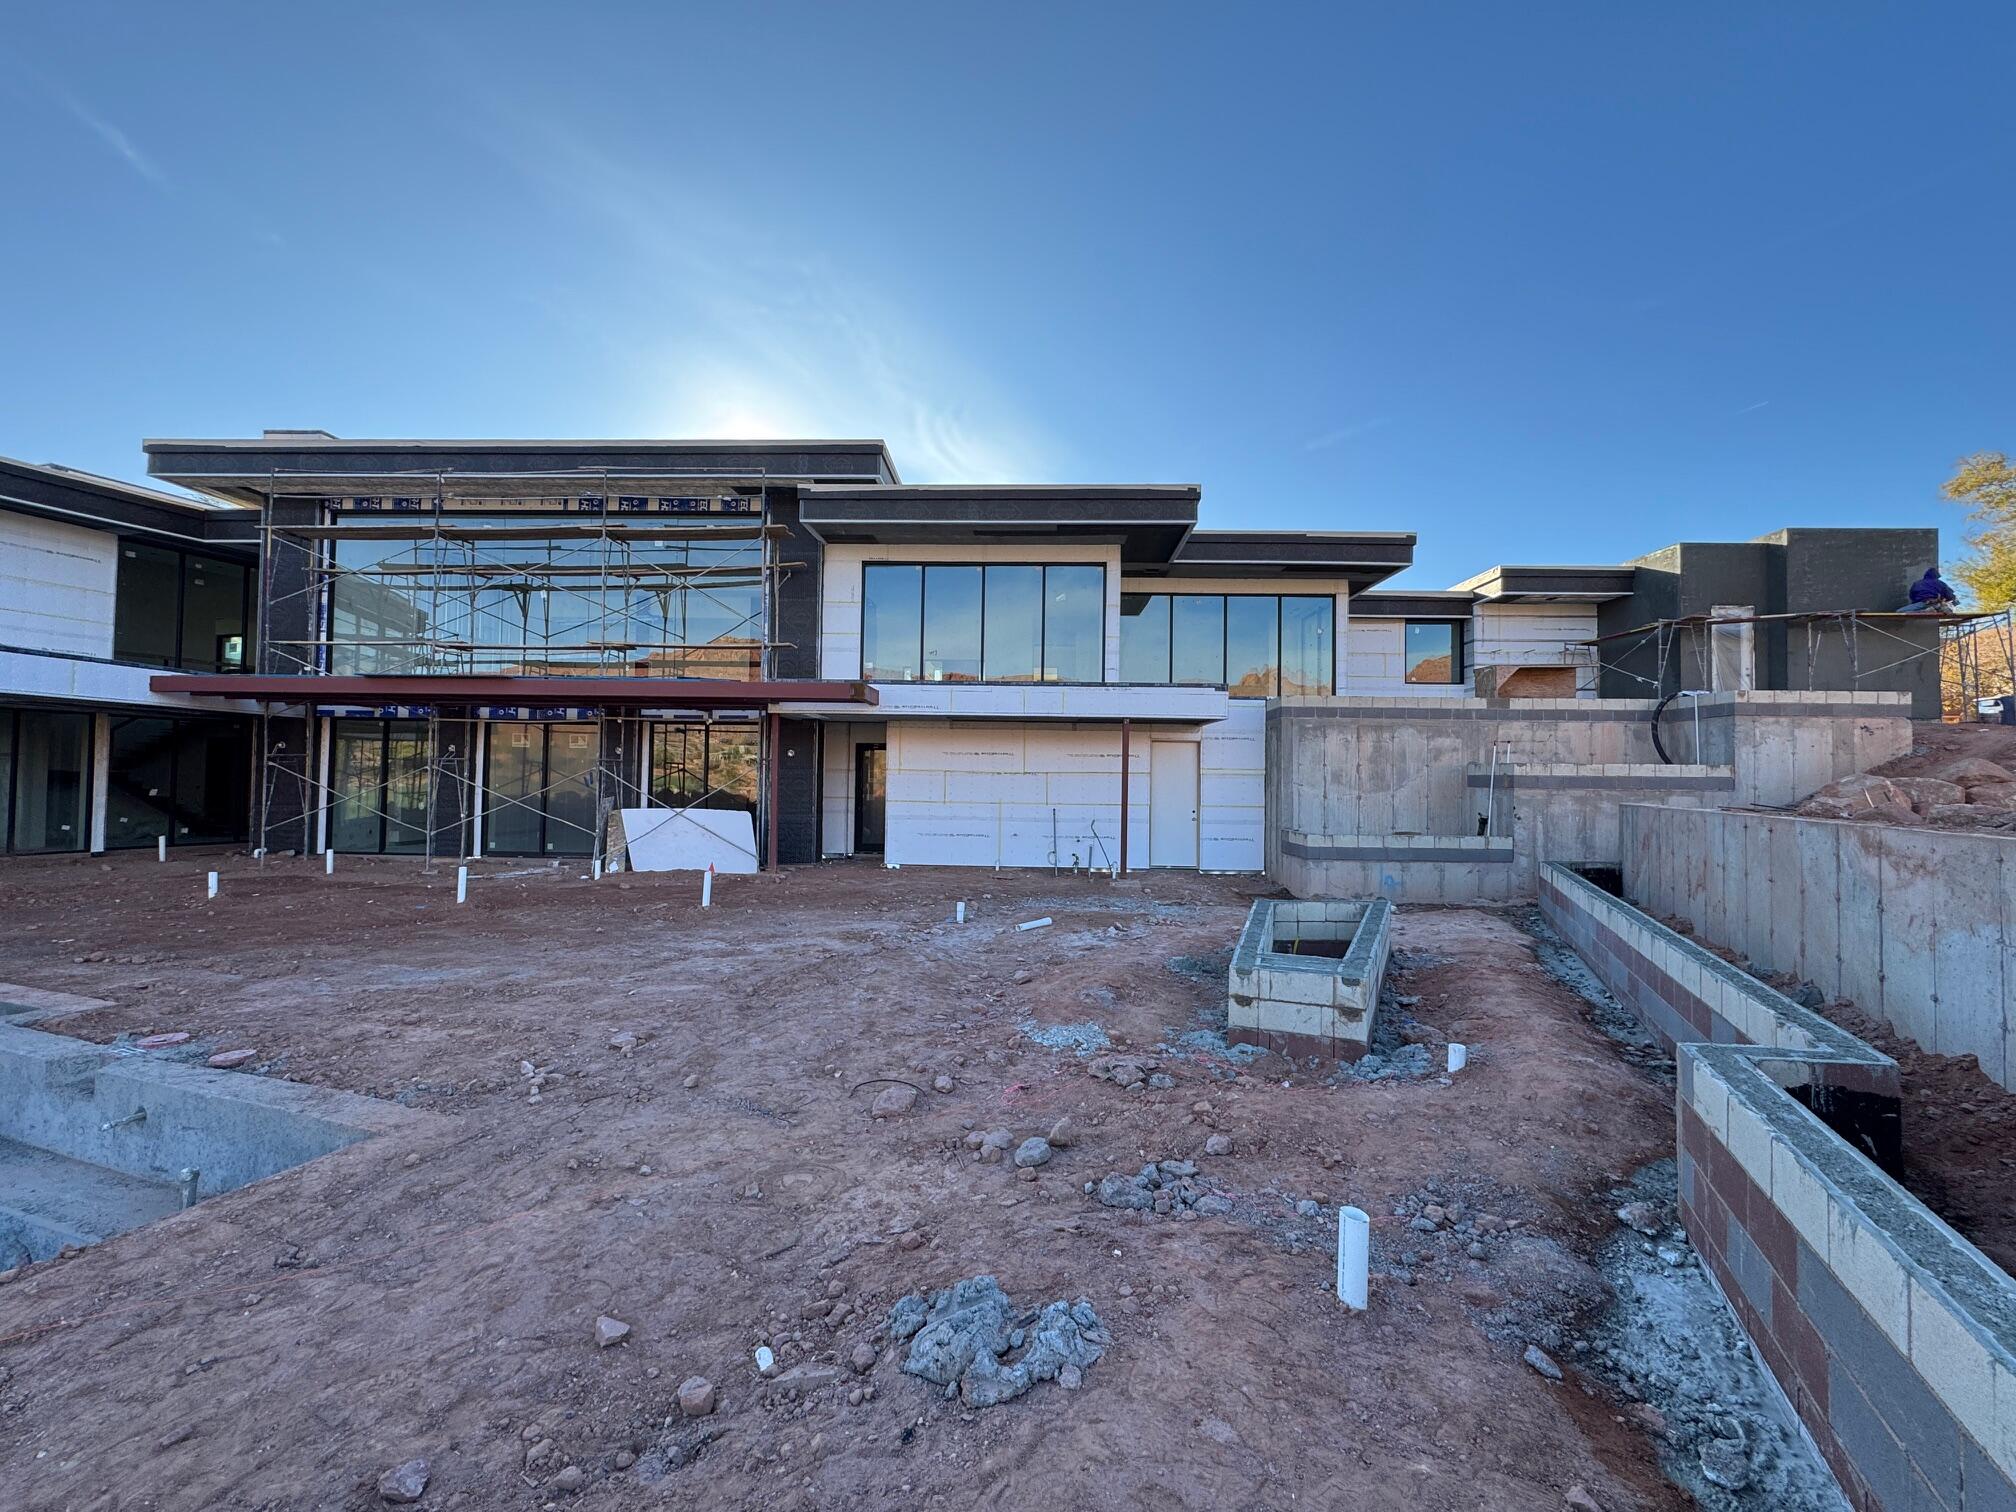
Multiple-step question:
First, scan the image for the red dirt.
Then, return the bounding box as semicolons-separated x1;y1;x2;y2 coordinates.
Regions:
0;855;1684;1512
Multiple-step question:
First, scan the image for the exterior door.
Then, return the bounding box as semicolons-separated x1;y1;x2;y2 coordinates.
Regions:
1149;741;1199;868
854;744;887;853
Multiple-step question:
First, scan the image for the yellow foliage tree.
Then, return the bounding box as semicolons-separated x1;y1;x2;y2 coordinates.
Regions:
1944;451;2016;608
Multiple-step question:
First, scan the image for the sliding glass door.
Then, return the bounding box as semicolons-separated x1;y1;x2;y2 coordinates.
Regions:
483;722;598;856
328;719;430;854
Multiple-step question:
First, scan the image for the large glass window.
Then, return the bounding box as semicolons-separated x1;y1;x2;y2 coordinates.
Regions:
328;719;429;854
7;709;90;854
1044;565;1104;682
923;566;983;682
113;543;183;666
982;566;1043;683
861;565;922;682
1225;597;1280;697
1171;595;1225;685
860;564;1107;683
483;722;597;856
1119;595;1171;684
1280;596;1334;696
1119;593;1334;696
325;511;764;680
648;721;759;815
1404;621;1463;685
105;716;251;848
114;542;251;672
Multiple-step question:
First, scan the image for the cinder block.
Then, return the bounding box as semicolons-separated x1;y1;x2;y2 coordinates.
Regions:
1828;1198;1912;1351
1692;1057;1731;1137
1724;1086;1777;1189
1770;1138;1832;1258
1829;1364;1950;1512
1963;1438;2016;1512
1908;1275;2000;1465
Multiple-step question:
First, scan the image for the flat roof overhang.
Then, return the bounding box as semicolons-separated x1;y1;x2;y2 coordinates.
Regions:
798;484;1200;563
149;675;878;710
1349;591;1477;619
1446;565;1638;602
144;438;901;505
1153;530;1415;590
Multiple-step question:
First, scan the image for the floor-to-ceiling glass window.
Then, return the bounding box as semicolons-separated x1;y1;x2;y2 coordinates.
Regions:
113;542;251;671
103;715;251;849
483;722;597;856
860;563;1107;683
325;509;766;680
328;719;430;854
5;709;90;854
647;721;760;815
1119;594;1334;696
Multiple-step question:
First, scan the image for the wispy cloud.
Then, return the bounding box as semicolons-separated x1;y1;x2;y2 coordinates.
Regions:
456;108;1057;482
1734;399;1771;415
1304;417;1393;452
49;85;169;190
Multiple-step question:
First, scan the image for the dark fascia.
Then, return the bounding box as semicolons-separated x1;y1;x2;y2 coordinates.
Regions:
798;482;1201;565
0;453;260;555
1159;529;1415;590
143;437;902;505
1447;564;1638;601
1349;590;1477;619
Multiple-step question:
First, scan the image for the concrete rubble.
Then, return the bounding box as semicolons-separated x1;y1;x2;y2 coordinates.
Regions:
887;1275;1109;1406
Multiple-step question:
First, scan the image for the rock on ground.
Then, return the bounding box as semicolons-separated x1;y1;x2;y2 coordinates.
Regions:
594;1315;631;1348
377;1458;429;1503
678;1376;716;1416
1013;1137;1053;1168
870;1084;919;1118
887;1275;1109;1406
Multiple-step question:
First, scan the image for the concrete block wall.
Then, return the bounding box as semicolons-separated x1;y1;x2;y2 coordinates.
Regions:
1541;867;2016;1511
1622;805;2016;1093
1227;898;1391;1058
1341;619;1469;698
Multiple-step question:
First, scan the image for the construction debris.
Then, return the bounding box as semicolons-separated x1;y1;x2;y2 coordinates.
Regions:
887;1275;1109;1406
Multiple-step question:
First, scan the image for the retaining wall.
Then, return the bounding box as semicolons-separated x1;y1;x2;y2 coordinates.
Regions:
1620;804;2016;1093
1265;691;1910;902
1542;865;2016;1512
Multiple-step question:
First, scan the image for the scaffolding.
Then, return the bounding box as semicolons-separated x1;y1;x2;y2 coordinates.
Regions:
243;472;798;868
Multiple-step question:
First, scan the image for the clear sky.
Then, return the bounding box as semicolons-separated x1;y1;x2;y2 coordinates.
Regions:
3;3;2009;587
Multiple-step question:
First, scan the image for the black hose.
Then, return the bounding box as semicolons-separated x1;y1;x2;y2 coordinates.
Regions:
1650;691;1681;765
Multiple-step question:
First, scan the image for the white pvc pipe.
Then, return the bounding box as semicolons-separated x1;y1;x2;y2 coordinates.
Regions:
956;900;966;923
206;871;219;900
325;849;335;875
1337;1206;1369;1310
701;866;713;909
157;836;167;863
592;856;603;881
456;866;468;904
1447;1043;1468;1073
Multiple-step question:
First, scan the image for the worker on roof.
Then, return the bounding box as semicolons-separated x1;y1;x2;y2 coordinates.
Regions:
1903;566;1959;612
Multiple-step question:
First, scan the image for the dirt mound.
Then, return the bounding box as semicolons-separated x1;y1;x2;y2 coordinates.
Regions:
1798;724;2016;831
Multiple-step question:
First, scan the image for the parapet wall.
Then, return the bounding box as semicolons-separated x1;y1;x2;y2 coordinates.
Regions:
1620;804;2016;1093
1265;692;1910;902
1541;865;2016;1512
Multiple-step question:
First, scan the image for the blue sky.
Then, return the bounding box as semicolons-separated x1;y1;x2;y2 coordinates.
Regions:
2;2;2009;587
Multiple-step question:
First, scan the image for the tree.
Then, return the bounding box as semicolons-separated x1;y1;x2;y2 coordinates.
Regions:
1944;451;2016;608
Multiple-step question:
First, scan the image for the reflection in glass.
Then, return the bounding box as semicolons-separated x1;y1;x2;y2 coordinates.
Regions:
983;566;1042;683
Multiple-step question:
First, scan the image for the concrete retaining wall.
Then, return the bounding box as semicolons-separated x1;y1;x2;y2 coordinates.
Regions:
1621;805;2016;1093
1542;866;2016;1511
1265;691;1910;903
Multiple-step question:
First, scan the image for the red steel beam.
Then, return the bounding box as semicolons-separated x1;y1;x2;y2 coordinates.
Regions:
149;674;877;709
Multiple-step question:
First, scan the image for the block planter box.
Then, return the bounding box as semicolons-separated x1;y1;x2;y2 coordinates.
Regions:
1227;897;1391;1060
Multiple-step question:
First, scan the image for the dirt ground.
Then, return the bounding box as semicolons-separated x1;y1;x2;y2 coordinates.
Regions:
0;854;1690;1512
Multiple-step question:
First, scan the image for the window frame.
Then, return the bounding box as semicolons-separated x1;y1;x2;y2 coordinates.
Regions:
114;539;254;673
859;561;1109;685
1;706;94;856
1117;592;1337;698
1402;619;1466;686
